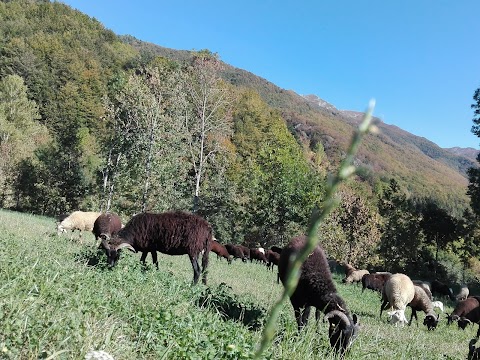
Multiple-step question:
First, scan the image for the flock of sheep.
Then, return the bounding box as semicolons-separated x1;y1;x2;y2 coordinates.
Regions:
56;210;480;358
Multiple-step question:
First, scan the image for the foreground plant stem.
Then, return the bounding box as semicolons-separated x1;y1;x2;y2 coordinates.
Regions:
254;100;376;359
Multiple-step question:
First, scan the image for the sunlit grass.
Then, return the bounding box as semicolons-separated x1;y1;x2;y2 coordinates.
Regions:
0;209;477;359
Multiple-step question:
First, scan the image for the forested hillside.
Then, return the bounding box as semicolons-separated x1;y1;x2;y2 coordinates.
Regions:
1;0;480;282
126;37;476;216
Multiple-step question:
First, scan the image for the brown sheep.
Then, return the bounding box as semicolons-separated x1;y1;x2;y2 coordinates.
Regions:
100;211;212;285
93;213;123;241
225;244;247;262
408;285;439;330
361;272;392;293
278;235;359;356
266;249;280;271
250;248;268;264
211;240;232;264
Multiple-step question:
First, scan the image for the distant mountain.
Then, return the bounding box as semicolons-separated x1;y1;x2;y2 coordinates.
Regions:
121;37;475;215
445;147;479;163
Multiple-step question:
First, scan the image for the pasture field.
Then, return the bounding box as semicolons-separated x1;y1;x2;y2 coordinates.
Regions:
0;209;477;359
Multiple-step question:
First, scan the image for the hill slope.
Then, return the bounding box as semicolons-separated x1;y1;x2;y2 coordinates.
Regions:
122;37;475;215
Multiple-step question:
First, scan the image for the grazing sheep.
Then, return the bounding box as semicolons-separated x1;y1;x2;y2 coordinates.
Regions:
100;211;212;285
57;211;101;241
458;308;480;337
238;245;250;260
431;279;455;301
342;263;356;277
468;338;480;360
380;273;415;326
361;272;392;293
265;249;280;271
270;245;283;255
93;213;123;241
457;285;470;301
225;244;247;262
446;297;480;325
211;239;232;264
250;248;268;264
278;235;359;356
412;280;433;300
456;297;480;336
343;268;370;284
408;285;440;330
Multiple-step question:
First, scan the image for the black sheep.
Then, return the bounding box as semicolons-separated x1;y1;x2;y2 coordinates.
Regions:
278;235;359;357
361;272;392;293
270;245;283;255
266;249;280;271
100;211;213;285
431;279;455;300
93;213;123;241
238;245;250;260
225;244;246;262
468;338;480;360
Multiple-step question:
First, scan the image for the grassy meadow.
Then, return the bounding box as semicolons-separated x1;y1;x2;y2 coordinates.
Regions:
0;209;477;359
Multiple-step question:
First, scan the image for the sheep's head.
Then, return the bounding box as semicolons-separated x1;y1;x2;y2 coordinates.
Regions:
446;313;459;325
458;317;472;330
387;310;408;326
423;313;440;330
100;234;135;267
324;310;359;357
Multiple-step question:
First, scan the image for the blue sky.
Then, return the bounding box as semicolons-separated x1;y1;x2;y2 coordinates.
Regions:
59;1;480;149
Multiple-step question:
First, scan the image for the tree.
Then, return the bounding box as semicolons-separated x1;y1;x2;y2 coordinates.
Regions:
230;90;324;245
181;51;233;212
468;86;480;216
377;179;424;272
320;187;381;267
0;74;49;207
100;60;201;215
420;201;458;274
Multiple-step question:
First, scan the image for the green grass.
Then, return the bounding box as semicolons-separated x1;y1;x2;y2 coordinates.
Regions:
0;209;477;359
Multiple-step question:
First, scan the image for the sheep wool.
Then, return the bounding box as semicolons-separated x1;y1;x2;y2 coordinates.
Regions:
57;211;101;235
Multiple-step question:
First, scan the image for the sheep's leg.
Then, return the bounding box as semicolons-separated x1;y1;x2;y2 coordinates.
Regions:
294;307;305;331
294;306;311;331
189;255;201;285
380;299;389;318
408;310;417;326
140;252;148;266
151;251;158;270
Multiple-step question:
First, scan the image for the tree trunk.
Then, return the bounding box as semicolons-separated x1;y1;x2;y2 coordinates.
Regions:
106;153;121;212
141;124;156;212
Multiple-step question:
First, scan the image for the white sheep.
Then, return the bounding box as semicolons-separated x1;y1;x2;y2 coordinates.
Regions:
456;285;470;301
432;300;444;313
380;273;415;327
57;211;101;241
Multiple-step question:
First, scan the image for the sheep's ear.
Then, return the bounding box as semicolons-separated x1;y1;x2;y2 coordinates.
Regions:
352;313;359;325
